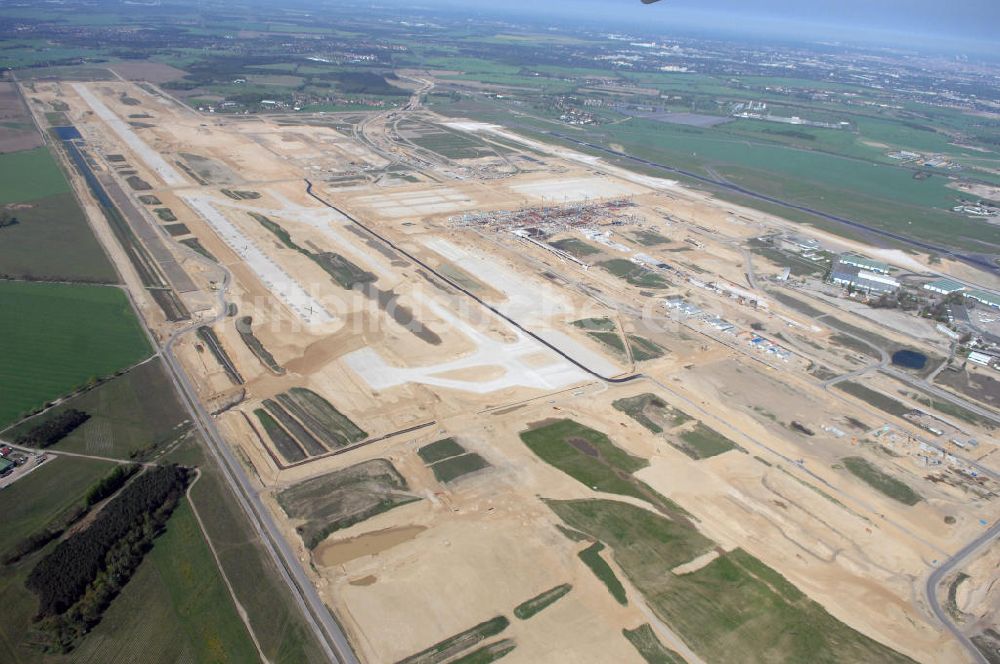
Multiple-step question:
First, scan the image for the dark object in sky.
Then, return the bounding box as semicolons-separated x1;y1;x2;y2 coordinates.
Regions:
642;0;662;3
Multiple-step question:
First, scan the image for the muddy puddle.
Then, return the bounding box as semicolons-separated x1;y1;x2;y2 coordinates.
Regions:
314;526;426;567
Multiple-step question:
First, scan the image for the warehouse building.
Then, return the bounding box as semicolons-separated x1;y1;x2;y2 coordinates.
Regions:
838;253;890;275
968;351;993;367
830;261;899;294
966;290;1000;310
923;279;966;295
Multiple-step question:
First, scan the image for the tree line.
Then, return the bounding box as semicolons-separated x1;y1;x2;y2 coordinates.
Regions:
25;465;190;652
15;409;90;448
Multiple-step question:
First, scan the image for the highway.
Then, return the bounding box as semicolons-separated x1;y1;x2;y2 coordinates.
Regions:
158;264;359;664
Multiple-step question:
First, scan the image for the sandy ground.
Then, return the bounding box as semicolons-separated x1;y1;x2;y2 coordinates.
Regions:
41;79;1000;664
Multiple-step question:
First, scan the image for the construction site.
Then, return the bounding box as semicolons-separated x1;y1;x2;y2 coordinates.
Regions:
22;73;1000;664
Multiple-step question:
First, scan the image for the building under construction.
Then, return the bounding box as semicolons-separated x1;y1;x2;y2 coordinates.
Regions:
450;198;641;235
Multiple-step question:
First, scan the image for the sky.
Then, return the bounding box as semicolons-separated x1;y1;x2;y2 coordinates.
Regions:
409;0;1000;45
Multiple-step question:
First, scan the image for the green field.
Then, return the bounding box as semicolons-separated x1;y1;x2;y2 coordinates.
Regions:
0;281;152;427
842;456;922;506
0;147;71;204
550;499;915;663
599;259;670;288
834;381;913;419
67;499;259;664
6;359;189;460
579;542;628;605
631;230;671;247
0;193;117;283
520;419;647;499
622;624;685;664
429;452;490;483
588;331;627;354
417;437;466;464
520;419;690;517
628;336;664;362
572;317;617;331
0;455;114;556
180;439;328;663
676;423;741;460
550;237;601;257
0;451;257;664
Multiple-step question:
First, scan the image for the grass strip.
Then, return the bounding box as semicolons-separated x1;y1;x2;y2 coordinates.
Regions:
842;456;922;505
396;616;510;664
623;624;685;664
579;542;627;605
513;584;572;620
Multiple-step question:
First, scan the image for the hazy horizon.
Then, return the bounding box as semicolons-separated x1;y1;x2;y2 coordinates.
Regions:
392;0;999;51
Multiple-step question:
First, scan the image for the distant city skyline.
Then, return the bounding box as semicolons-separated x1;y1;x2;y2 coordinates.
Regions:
404;0;999;48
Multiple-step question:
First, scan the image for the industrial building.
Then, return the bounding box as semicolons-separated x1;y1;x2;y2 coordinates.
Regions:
966;290;1000;310
838;253;890;275
664;297;701;317
779;234;820;253
968;351;993;367
830;261;899;294
923;279;966;295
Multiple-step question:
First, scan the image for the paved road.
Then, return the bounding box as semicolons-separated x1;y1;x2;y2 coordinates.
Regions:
159;266;358;664
881;366;1000;428
926;518;1000;664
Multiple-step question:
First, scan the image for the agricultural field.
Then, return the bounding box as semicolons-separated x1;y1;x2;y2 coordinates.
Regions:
0;192;117;282
66;500;258;664
180;440;329;663
0;147;71;204
5;359;189;460
0;455;113;555
0;281;151;427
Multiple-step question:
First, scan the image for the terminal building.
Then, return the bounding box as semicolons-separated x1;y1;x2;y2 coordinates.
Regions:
830;260;899;294
837;253;890;275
